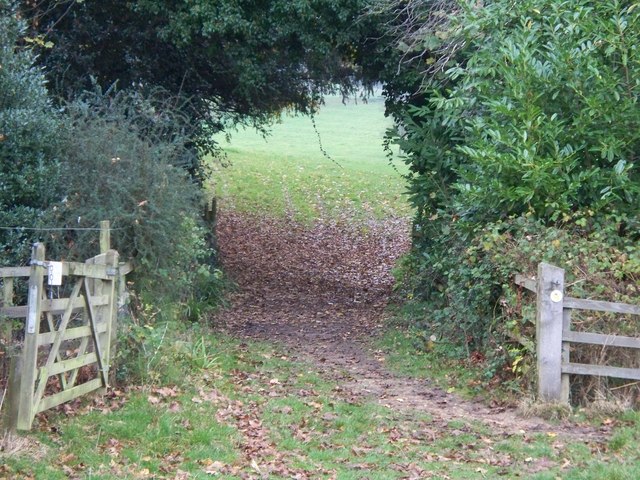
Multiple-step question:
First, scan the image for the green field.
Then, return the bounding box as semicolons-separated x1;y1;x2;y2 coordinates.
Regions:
210;95;413;221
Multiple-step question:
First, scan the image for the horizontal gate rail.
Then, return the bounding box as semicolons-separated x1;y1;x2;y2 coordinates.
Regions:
516;263;640;404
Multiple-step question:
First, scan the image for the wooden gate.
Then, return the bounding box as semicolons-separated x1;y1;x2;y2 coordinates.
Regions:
1;235;130;430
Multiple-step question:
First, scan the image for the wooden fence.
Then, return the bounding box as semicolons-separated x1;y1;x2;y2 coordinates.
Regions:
516;262;640;404
0;221;131;431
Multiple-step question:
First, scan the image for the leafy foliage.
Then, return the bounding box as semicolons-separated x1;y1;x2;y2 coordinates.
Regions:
0;0;63;265
377;0;640;399
22;0;375;133
52;88;220;308
442;0;640;222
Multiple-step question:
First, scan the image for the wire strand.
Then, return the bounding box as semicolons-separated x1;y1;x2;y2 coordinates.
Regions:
0;226;125;232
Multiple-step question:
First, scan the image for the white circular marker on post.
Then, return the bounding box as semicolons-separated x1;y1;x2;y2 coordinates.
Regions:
550;290;563;303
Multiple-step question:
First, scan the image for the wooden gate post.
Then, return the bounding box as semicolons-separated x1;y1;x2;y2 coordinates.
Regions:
4;354;22;432
16;243;46;430
536;262;565;402
100;220;111;254
103;250;119;390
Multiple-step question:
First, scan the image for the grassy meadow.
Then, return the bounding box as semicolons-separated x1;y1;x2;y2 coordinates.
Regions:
210;95;413;221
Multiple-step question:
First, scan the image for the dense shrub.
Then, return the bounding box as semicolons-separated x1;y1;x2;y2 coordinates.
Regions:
50;88;220;311
396;0;640;224
0;0;63;265
0;1;222;320
384;0;640;400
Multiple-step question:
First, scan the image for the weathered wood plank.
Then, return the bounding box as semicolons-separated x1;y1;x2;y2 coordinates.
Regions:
561;309;572;404
83;278;108;387
3;354;22;432
45;295;108;311
37;323;108;346
537;263;565;402
2;277;14;305
0;305;27;317
100;220;111;254
563;297;640;315
71;255;100;387
101;251;118;388
119;262;133;276
47;352;98;377
0;294;109;318
0;262;128;281
36;378;103;413
64;262;114;280
0;267;30;278
515;274;537;293
1;262;122;280
42;295;109;313
17;243;45;430
563;330;640;349
1;277;14;351
563;363;640;381
31;279;84;417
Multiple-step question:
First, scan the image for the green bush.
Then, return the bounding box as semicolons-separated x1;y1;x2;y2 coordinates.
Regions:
396;0;640;224
398;212;640;399
0;0;63;265
385;0;640;400
447;0;640;222
51;87;221;311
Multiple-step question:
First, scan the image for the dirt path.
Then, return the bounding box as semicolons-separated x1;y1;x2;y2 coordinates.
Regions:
214;210;608;442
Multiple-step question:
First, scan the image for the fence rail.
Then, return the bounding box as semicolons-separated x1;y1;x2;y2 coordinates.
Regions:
0;221;131;431
516;262;640;403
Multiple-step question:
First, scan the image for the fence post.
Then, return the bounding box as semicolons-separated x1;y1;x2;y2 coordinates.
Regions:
104;250;119;390
4;354;22;432
16;243;46;430
561;309;572;403
100;220;111;254
1;276;16;432
536;262;565;402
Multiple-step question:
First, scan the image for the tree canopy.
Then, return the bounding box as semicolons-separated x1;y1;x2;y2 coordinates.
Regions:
23;0;376;129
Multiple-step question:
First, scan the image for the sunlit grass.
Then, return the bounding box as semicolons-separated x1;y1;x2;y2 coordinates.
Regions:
210;95;412;222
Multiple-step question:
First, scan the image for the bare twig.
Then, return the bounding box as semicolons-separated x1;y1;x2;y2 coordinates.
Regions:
365;0;468;85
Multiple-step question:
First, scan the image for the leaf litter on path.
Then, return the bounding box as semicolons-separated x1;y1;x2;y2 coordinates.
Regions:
213;209;611;476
